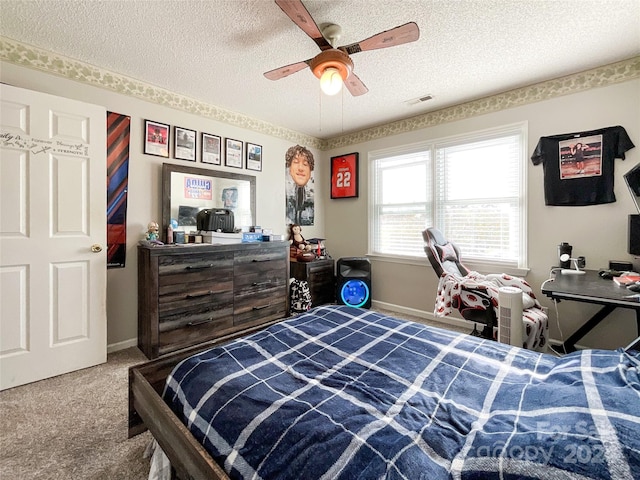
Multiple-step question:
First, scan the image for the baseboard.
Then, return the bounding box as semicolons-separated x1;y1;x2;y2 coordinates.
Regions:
371;300;583;350
371;300;471;330
546;338;588;352
109;305;467;355
107;306;591;355
107;338;138;354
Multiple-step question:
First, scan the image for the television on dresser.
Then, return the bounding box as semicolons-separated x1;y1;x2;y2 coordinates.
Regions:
624;163;640;255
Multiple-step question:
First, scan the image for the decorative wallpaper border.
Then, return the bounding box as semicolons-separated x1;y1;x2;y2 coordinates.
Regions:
0;36;323;149
323;56;640;150
1;36;638;151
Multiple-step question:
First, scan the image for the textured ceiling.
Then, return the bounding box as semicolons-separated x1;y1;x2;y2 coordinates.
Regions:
1;0;639;140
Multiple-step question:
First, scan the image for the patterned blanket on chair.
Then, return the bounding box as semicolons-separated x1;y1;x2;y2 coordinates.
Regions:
435;271;548;351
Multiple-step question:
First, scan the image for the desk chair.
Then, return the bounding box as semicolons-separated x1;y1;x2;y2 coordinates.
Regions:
423;227;548;351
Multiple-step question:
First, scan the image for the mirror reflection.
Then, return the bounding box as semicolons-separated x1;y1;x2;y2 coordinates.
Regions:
162;163;256;237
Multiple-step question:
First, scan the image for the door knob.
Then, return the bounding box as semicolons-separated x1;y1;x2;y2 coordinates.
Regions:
91;244;103;253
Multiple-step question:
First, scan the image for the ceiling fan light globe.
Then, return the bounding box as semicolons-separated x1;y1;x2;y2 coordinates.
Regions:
320;67;343;95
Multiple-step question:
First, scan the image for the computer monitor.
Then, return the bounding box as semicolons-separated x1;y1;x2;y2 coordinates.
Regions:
624;163;640;214
630;215;640;256
624;164;640;256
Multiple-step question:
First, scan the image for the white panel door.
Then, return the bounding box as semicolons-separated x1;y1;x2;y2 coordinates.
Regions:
0;84;107;390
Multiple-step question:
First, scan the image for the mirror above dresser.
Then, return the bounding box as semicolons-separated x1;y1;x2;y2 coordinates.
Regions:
161;163;256;241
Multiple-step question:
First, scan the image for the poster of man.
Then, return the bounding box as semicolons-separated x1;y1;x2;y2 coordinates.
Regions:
285;145;315;226
558;135;602;179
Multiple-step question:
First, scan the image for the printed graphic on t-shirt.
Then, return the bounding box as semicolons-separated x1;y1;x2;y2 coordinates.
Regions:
558;134;602;179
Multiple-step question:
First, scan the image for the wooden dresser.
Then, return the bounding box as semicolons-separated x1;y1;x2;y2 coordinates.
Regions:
138;242;289;359
290;258;335;307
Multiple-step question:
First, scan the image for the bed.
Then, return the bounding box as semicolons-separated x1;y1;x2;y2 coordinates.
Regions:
129;305;640;480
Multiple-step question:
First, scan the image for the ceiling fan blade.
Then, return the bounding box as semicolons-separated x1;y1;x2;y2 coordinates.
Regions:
344;72;368;96
339;22;420;55
275;0;332;51
264;60;310;80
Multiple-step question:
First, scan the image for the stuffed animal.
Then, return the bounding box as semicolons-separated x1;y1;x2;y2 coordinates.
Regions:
289;223;315;261
289;223;312;252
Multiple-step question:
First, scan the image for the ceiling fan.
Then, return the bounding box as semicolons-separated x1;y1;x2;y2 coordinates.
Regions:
264;0;420;96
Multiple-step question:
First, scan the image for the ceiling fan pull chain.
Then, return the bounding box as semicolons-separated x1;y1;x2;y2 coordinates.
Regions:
342;88;345;134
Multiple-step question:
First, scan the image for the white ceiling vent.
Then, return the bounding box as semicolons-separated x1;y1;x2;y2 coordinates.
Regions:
406;94;434;106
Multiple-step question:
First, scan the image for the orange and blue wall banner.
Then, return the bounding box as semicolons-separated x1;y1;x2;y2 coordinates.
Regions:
107;112;130;268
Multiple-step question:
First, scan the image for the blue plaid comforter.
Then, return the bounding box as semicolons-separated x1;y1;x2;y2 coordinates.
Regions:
163;305;640;480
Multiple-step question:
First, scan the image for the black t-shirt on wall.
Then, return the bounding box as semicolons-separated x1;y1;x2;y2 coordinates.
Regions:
531;125;635;206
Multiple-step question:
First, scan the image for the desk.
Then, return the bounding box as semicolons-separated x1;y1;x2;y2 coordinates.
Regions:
541;269;640;352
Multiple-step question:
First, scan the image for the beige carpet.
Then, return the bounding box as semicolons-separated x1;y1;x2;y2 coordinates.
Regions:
0;309;469;480
0;347;152;480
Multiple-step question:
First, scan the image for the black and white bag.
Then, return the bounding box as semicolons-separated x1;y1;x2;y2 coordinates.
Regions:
290;279;312;313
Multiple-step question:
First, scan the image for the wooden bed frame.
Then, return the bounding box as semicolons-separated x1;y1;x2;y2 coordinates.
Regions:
129;315;640;480
128;319;282;480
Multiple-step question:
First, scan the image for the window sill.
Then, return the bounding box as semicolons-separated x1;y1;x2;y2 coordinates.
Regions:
367;253;530;278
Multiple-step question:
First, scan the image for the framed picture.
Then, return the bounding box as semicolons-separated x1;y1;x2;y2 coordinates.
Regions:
144;120;169;158
225;138;243;169
201;132;222;165
331;152;359;199
221;187;238;209
174;127;196;161
246;142;262;171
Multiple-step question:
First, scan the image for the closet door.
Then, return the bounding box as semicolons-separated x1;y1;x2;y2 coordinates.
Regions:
0;84;107;390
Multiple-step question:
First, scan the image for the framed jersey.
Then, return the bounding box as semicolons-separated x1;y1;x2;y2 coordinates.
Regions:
330;152;359;199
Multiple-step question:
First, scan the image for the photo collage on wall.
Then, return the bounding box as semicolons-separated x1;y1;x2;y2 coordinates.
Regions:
143;119;262;171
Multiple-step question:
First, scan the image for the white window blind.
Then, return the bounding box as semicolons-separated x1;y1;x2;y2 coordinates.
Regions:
371;150;432;256
370;123;527;266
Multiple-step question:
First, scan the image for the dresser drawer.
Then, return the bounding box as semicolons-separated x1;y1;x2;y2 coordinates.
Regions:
234;246;287;277
158;294;234;355
233;286;288;326
158;309;234;356
234;267;287;296
158;252;233;282
159;291;233;326
158;276;233;309
307;266;334;285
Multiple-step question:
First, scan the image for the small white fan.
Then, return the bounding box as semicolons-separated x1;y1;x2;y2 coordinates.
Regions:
498;286;524;347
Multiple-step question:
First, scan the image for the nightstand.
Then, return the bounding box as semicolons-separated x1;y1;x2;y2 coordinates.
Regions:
290;258;335;307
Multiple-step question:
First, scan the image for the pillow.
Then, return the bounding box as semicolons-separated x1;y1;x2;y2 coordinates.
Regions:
436;242;458;262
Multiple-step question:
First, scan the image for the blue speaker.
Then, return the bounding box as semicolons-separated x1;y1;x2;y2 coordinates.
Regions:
337;257;371;308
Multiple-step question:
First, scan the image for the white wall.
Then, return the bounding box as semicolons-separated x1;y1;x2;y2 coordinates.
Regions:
325;79;640;350
3;59;638;352
1;61;327;350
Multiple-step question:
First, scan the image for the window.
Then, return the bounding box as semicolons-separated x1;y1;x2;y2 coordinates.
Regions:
370;123;527;268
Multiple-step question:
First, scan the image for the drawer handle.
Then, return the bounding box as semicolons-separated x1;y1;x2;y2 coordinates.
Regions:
251;259;270;263
185;264;215;270
187;318;214;327
252;304;270;311
252;280;273;287
186;291;213;298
